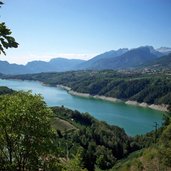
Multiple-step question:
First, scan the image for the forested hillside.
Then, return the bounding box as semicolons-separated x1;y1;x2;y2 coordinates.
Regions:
51;106;141;171
0;86;14;95
112;114;171;171
3;70;171;110
0;91;143;170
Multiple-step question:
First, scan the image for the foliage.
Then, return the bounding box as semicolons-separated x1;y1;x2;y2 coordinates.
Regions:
0;1;3;7
62;149;87;171
0;91;169;170
0;86;14;95
113;114;171;171
159;123;171;167
0;91;59;171
52;106;141;171
0;1;19;55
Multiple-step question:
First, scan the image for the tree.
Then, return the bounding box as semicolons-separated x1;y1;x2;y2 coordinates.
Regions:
62;149;87;171
159;124;171;167
0;91;59;171
0;1;18;55
95;145;116;170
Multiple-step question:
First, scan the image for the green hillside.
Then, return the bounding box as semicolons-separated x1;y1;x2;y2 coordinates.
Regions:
4;70;171;110
51;106;142;171
0;86;14;95
112;115;171;171
51;117;77;133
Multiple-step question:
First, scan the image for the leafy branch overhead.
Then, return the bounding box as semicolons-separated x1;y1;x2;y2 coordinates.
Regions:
0;1;19;55
0;23;19;55
0;1;3;7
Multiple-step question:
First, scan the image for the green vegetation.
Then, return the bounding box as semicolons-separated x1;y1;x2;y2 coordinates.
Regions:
0;86;14;95
0;1;18;55
51;106;141;171
0;91;136;171
4;70;171;110
0;92;61;171
51;117;77;134
112;114;171;171
0;90;170;170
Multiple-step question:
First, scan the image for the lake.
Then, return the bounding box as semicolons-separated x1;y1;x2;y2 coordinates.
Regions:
0;78;164;136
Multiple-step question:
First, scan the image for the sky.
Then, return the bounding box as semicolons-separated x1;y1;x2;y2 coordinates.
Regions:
0;0;171;64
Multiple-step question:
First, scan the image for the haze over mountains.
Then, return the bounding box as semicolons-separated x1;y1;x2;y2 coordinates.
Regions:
0;58;85;75
0;46;171;75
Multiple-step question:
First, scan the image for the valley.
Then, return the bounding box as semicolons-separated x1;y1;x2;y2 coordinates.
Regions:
1;0;171;170
0;71;166;136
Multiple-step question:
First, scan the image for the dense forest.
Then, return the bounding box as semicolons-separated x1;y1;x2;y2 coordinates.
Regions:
52;106;171;171
113;115;171;171
2;70;171;110
51;106;142;170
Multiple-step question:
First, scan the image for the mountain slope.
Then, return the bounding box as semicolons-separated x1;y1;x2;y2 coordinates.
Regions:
78;48;128;69
0;46;169;75
143;53;171;69
112;116;171;171
107;46;162;69
79;46;163;70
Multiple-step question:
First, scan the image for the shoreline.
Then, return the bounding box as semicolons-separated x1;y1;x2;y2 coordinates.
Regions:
57;85;169;112
1;78;168;113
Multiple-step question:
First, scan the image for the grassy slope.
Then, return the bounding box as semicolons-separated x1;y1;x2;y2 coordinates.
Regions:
111;147;170;171
51;117;77;133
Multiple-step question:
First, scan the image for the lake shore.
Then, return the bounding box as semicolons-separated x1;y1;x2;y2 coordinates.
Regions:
57;85;169;112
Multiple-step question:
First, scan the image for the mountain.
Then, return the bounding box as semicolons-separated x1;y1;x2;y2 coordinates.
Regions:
77;48;128;69
0;46;170;75
78;46;163;70
157;47;171;55
0;58;85;75
0;61;27;75
143;53;171;69
26;58;84;73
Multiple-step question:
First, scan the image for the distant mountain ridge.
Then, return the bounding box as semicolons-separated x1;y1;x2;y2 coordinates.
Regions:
78;46;163;70
25;58;84;73
0;61;27;75
0;58;85;75
0;46;170;74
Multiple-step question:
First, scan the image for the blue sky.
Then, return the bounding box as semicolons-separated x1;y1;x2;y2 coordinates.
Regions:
1;0;171;64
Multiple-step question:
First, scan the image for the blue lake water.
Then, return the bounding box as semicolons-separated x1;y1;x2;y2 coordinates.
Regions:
0;79;164;136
